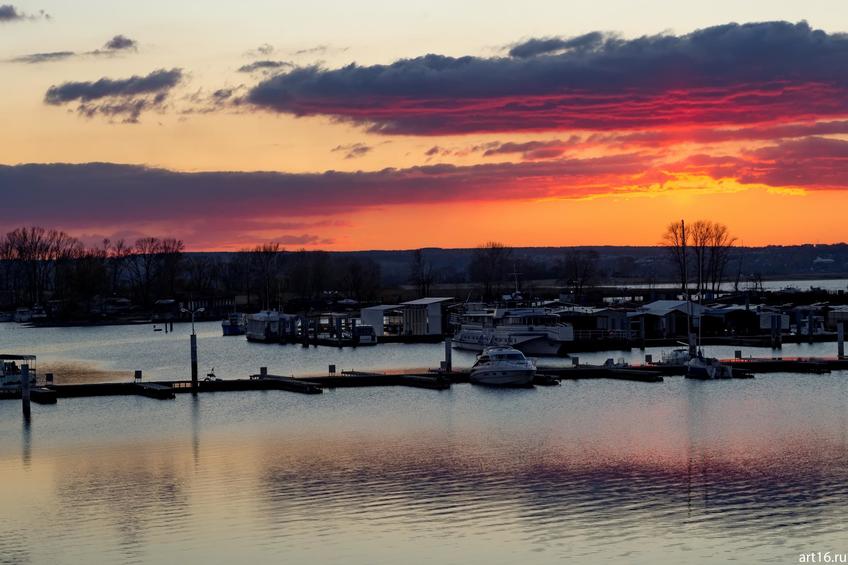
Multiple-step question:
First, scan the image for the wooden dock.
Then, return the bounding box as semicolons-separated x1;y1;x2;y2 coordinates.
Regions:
1;356;845;405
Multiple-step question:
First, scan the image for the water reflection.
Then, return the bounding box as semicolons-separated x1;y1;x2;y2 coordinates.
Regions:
1;378;847;563
21;417;31;468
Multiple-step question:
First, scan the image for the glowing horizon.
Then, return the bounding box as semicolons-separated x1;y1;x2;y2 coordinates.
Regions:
3;3;848;250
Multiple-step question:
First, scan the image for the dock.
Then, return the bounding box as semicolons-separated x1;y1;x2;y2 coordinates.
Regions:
1;356;846;406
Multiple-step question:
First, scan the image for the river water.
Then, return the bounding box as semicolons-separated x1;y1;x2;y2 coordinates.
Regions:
1;323;847;564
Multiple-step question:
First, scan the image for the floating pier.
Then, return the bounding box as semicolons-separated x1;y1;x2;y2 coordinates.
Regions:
3;355;847;408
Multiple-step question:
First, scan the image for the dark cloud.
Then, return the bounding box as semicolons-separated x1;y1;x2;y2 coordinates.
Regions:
103;34;137;51
481;139;582;160
0;4;49;22
0;155;650;236
10;51;75;64
246;21;848;135
237;60;292;73
682;137;848;189
10;35;140;65
331;143;372;159
507;32;608;58
44;68;183;122
294;45;329;56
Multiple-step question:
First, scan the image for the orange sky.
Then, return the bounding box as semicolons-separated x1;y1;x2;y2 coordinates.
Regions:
2;5;848;250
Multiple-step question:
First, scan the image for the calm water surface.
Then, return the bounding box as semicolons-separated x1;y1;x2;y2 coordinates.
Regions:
1;324;847;564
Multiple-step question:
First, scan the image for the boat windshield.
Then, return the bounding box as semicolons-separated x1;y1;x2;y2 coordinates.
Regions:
493;353;526;361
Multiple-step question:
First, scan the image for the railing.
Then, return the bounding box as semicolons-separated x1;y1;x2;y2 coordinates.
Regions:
574;329;636;341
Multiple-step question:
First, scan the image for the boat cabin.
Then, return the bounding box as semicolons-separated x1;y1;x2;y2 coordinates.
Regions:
0;354;37;387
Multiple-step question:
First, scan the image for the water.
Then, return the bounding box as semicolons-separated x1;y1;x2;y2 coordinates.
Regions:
0;321;842;383
609;278;848;292
1;325;847;563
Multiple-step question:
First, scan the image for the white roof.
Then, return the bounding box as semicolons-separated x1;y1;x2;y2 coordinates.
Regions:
361;304;401;312
630;300;705;317
401;297;453;306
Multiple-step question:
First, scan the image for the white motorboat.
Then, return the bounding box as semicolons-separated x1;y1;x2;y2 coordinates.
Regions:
686;353;733;379
469;346;537;386
659;348;692;365
453;307;573;356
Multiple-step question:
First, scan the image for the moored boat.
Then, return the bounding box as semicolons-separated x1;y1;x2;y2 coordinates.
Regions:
222;313;246;336
453;307;573;356
686;353;733;379
469;346;536;386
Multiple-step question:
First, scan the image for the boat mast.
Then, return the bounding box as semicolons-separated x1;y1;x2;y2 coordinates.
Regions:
682;219;696;357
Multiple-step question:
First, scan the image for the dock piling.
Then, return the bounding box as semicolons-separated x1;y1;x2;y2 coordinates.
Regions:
134;370;142;383
21;364;31;420
444;338;452;373
839;322;845;359
190;333;198;396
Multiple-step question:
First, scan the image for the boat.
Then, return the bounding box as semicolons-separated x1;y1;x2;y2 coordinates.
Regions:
686;352;733;380
222;313;246;336
0;354;37;388
245;310;297;342
469;346;537;386
658;347;692;365
453;307;574;356
352;324;377;345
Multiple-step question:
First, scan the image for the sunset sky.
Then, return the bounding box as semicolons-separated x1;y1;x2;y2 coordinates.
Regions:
2;1;848;250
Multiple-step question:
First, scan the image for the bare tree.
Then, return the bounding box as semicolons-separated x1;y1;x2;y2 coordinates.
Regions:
409;249;434;298
468;242;513;302
662;221;688;294
689;220;712;299
706;223;737;295
559;250;598;303
337;257;381;301
250;242;283;309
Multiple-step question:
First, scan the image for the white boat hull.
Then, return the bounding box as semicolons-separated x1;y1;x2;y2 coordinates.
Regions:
469;368;535;386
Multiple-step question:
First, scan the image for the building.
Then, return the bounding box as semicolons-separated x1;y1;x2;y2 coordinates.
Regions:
627;300;706;339
360;297;453;337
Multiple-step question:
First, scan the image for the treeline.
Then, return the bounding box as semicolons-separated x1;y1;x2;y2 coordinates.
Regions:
0;227;382;319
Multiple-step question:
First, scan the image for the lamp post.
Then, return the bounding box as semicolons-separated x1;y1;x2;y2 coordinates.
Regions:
181;305;205;395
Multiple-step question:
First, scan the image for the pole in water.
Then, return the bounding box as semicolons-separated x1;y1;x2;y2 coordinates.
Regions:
444;338;452;373
21;363;31;420
838;322;845;359
190;333;198;395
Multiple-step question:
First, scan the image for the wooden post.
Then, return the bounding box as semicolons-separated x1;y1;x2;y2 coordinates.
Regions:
838;322;845;359
21;364;31;420
134;370;143;382
190;333;198;395
807;312;814;343
260;366;268;377
644;354;652;364
771;314;782;349
444;338;452;373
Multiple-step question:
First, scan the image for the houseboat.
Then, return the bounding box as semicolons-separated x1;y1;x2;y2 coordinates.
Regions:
246;310;297;342
453;307;574;356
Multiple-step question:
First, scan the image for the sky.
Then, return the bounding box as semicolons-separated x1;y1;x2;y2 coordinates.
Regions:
2;1;848;250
